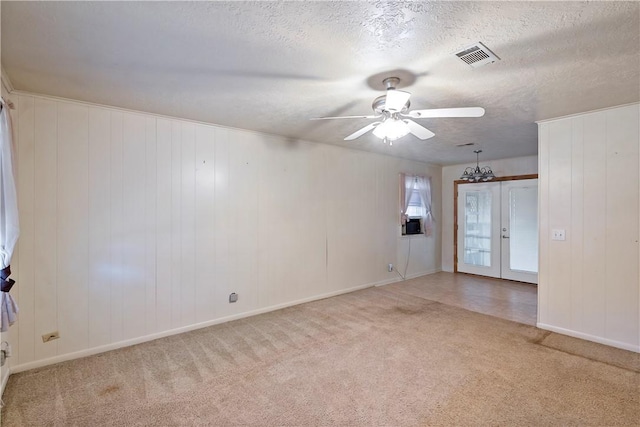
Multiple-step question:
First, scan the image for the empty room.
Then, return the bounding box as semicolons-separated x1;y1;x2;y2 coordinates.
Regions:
0;1;638;426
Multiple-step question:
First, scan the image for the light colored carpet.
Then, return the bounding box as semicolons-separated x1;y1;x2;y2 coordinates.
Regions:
538;331;639;373
2;285;638;426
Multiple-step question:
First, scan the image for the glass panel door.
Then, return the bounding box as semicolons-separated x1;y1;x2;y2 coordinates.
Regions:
457;182;501;278
501;179;538;283
463;191;492;267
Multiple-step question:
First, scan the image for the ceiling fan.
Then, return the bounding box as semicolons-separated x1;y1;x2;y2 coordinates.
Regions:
311;77;485;145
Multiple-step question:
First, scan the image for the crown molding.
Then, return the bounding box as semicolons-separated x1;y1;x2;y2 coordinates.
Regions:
535;102;640;124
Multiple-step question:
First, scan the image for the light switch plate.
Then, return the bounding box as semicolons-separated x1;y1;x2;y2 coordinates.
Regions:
552;229;566;241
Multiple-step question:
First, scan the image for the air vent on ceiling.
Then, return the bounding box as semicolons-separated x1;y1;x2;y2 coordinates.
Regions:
454;42;500;68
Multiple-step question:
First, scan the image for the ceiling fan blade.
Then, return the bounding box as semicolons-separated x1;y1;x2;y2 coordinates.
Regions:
384;90;411;112
404;119;435;140
406;107;485;119
344;122;380;141
310;115;380;120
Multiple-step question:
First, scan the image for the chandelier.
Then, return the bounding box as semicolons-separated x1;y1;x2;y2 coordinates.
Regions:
460;150;495;182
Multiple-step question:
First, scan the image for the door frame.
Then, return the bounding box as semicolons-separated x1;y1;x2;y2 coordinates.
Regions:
454;174;538;274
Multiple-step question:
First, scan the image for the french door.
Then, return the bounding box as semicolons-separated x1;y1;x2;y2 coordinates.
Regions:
456;179;538;284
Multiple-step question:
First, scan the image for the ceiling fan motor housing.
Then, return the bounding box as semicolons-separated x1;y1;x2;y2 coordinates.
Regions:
372;95;410;115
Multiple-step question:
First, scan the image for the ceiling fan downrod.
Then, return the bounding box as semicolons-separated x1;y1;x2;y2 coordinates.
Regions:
383;77;400;91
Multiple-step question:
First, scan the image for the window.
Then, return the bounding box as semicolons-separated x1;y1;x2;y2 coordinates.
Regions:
400;173;434;236
406;186;425;218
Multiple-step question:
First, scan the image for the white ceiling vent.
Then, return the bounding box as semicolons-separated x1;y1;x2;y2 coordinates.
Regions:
454;42;500;68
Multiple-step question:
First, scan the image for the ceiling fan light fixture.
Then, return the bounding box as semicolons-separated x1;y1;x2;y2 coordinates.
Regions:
372;118;410;141
311;76;484;143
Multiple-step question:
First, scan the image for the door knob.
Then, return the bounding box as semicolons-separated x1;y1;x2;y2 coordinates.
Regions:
502;235;509;238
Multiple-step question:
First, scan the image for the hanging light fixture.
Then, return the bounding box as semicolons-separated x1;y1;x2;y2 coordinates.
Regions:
460;150;495;182
372;115;411;145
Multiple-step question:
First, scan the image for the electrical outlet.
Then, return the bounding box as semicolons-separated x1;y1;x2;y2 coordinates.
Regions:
42;331;60;343
552;229;566;241
388;263;394;272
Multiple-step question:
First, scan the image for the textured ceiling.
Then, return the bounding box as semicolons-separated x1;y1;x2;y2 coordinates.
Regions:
2;1;639;165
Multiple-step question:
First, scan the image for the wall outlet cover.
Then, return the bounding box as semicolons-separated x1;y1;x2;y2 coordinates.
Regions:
552;229;566;241
42;331;60;343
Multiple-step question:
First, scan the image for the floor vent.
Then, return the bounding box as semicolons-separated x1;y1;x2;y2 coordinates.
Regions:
454;42;500;68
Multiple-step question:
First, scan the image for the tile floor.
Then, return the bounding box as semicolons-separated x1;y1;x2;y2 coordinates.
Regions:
384;271;538;325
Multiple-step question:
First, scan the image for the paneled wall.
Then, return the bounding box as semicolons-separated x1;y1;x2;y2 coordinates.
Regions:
4;93;441;372
538;103;639;352
440;156;538;272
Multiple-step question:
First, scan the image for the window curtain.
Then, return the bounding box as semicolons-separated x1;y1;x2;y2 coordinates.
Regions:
415;176;434;236
0;97;19;332
400;173;414;224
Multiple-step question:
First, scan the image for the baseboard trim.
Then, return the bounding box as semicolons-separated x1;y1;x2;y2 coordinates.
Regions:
10;282;377;374
9;270;444;375
406;268;442;280
536;323;640;353
374;268;442;287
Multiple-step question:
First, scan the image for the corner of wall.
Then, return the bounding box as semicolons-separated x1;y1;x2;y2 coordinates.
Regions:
0;332;10;398
0;364;9;398
1;66;15;95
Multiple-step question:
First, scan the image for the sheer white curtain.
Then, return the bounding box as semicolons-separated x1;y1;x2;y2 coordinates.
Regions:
415;176;433;236
0;98;19;332
400;173;414;224
400;173;434;235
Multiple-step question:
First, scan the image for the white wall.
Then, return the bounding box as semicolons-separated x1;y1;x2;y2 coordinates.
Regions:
3;92;441;373
538;103;639;352
440;155;538;272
